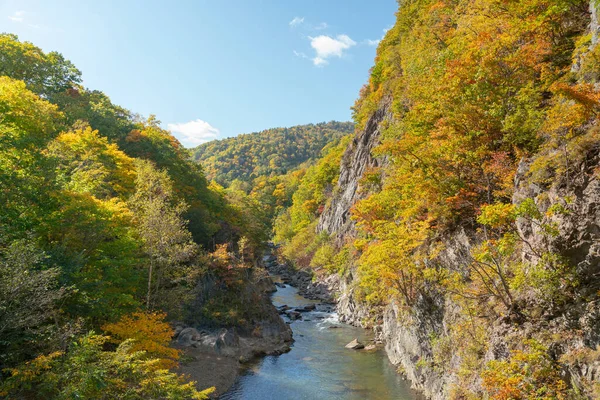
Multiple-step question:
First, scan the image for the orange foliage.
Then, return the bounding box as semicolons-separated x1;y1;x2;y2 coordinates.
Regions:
482;341;569;400
102;311;180;369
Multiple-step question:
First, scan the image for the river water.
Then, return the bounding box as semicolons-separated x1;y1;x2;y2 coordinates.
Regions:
220;279;418;400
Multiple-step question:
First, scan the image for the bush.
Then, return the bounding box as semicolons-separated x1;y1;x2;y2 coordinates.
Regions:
102;311;180;369
482;340;570;400
0;333;214;399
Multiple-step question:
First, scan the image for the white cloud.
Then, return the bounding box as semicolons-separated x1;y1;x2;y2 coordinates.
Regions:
313;57;328;66
8;10;24;22
167;119;220;147
289;17;304;27
293;50;308;59
365;39;380;46
309;34;356;66
314;22;328;30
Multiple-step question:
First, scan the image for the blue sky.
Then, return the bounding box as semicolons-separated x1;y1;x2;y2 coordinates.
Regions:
0;0;397;147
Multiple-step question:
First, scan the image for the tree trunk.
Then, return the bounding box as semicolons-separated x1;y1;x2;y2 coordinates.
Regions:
146;259;153;310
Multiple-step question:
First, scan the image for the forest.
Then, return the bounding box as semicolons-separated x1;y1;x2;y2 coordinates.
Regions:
192;121;353;187
2;0;600;398
271;0;600;398
0;33;277;398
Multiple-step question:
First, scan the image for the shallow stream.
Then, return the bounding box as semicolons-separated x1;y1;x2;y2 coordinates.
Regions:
220;278;418;400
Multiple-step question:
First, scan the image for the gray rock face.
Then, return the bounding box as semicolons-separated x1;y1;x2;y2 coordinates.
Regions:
177;327;204;347
514;156;600;284
571;1;599;74
318;98;392;240
591;0;600;46
217;328;239;348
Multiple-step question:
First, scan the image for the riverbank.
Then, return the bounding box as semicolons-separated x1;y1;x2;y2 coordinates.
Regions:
173;263;293;397
220;267;419;399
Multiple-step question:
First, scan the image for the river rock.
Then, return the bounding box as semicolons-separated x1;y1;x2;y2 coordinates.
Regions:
177;327;203;347
286;311;302;320
345;338;365;350
278;305;290;314
172;322;186;338
365;344;377;351
217;328;239;348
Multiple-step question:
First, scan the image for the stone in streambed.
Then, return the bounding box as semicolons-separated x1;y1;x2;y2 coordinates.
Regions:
286;310;302;320
345;338;365;350
177;327;203;347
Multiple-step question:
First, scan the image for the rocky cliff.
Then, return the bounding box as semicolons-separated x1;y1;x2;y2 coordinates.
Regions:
317;98;391;241
313;111;600;399
309;2;600;396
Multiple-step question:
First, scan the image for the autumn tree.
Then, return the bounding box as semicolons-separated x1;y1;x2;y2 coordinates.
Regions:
0;239;69;369
0;33;81;98
102;311;180;369
129;159;197;310
0;333;214;400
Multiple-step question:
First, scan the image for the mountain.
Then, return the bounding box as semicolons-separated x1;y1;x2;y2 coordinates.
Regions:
273;1;600;398
192;121;353;186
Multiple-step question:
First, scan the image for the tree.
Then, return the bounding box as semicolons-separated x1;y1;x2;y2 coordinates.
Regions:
102;311;180;369
129;160;196;310
0;333;214;400
0;76;62;234
0;239;69;369
0;33;81;98
48;126;136;200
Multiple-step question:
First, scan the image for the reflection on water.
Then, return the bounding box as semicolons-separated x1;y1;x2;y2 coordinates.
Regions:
220;279;418;400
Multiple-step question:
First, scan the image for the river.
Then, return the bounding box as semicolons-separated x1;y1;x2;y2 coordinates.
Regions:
220;278;419;400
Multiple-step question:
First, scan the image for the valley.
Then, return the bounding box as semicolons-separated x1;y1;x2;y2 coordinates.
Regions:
2;0;600;399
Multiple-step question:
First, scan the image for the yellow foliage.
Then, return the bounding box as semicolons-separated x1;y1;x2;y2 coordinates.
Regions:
102;311;180;369
482;341;570;400
356;219;432;307
49;127;136;199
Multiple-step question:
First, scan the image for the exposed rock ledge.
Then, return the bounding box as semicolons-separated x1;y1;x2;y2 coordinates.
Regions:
174;265;293;396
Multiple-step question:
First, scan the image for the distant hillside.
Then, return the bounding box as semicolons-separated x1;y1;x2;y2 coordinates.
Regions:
192;121;354;186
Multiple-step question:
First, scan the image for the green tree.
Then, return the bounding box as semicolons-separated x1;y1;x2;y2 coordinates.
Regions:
0;33;81;98
0;239;69;369
129;160;197;310
0;333;213;400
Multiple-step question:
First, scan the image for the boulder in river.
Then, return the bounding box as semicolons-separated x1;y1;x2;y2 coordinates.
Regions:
364;344;377;351
286;310;302;320
345;338;365;350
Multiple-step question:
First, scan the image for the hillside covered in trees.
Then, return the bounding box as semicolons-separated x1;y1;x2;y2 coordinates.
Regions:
0;33;287;398
4;0;600;398
192;121;353;186
272;0;600;398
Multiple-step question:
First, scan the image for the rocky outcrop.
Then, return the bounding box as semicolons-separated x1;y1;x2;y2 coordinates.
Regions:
513;155;600;289
318;97;392;240
304;63;600;399
177;255;293;396
264;252;338;302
